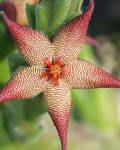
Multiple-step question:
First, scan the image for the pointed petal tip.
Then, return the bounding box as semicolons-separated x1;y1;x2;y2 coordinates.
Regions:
44;81;71;150
53;0;94;61
0;10;4;16
48;110;68;150
49;110;68;150
0;10;9;22
61;133;67;150
88;0;94;12
54;119;68;150
0;8;53;66
66;59;120;89
84;0;94;14
90;0;94;7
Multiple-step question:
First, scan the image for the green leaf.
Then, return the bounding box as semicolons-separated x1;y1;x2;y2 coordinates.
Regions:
0;21;16;60
7;54;28;76
51;0;72;34
38;0;42;3
66;0;83;22
0;105;12;146
26;4;36;29
0;59;10;86
24;93;47;120
0;103;24;141
0;0;3;3
34;0;83;39
35;0;53;38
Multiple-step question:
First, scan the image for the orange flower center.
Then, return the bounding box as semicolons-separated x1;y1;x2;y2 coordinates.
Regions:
41;57;69;86
49;64;61;77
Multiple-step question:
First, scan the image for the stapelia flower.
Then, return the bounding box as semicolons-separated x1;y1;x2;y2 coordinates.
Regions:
0;0;120;150
0;0;39;25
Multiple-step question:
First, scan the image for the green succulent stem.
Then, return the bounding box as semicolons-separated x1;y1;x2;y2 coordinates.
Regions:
26;0;83;39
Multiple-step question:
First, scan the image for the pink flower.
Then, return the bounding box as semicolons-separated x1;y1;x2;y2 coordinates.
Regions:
0;0;120;150
0;0;38;25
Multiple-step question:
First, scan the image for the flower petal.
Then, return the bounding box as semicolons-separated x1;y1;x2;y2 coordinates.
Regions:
85;35;98;47
43;79;71;150
0;66;46;103
64;59;120;89
53;0;94;62
0;11;54;66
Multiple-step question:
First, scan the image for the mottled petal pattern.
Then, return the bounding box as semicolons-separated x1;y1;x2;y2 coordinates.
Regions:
0;11;54;66
64;59;120;89
43;79;71;150
0;66;46;103
53;0;94;62
1;0;120;150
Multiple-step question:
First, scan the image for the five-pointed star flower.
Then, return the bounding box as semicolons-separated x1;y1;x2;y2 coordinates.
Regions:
0;0;120;150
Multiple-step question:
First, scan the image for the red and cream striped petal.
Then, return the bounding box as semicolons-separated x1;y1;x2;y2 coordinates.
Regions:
0;66;47;103
0;11;54;66
43;79;71;150
64;59;120;89
53;0;94;63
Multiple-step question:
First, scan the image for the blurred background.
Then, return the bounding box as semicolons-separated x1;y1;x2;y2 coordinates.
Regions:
0;0;120;150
